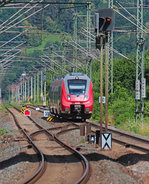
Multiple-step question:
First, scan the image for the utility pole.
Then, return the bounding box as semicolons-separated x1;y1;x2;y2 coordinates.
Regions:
135;0;145;124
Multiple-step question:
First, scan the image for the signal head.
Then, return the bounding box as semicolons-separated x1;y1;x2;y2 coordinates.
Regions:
106;17;111;22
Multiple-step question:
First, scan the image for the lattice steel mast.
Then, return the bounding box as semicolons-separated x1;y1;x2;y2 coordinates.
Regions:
135;0;145;123
86;2;91;78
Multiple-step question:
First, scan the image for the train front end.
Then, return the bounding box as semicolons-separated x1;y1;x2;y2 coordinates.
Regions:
61;73;93;120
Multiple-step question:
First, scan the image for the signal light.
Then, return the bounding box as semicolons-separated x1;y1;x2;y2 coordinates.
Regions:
24;110;31;116
94;8;115;33
106;18;111;22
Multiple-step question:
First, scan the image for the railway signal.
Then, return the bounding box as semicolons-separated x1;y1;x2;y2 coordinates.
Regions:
23;106;31;116
94;9;114;149
95;8;115;33
95;8;115;50
24;110;31;116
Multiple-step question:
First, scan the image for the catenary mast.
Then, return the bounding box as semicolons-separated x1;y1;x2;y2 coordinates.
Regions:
135;0;145;123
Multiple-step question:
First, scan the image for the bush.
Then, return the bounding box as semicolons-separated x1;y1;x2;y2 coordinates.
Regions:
108;84;135;126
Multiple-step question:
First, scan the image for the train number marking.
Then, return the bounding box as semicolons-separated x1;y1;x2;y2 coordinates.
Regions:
44;110;50;117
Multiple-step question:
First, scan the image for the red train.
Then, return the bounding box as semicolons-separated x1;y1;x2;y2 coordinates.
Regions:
48;73;93;120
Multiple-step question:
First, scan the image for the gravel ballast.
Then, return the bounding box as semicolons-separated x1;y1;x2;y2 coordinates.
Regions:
1;108;149;184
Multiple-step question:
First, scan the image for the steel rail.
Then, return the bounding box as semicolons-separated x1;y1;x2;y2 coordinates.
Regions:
87;121;149;153
54;128;90;184
4;106;46;184
17;105;90;183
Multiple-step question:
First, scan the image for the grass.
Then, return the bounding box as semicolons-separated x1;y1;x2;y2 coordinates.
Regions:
80;139;85;144
25;33;65;55
92;113;149;137
139;123;149;136
0;104;7;113
116;118;149;137
0;128;6;136
0;105;9;119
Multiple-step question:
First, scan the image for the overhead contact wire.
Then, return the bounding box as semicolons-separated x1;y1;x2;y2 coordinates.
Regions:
0;1;48;34
0;0;34;29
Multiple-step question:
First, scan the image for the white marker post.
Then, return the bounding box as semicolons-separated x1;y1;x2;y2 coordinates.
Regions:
101;133;112;150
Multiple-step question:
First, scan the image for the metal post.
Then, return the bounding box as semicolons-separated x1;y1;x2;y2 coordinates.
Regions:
23;78;24;102
15;86;17;102
86;5;89;75
37;73;39;102
43;68;46;106
25;80;26;102
20;82;22;102
141;45;145;123
87;2;92;78
34;75;36;103
0;88;1;100
100;36;103;134
108;0;114;93
135;0;145;124
18;85;20;103
43;79;46;106
16;86;18;103
11;88;13;103
73;13;77;72
31;77;33;102
9;87;10;102
28;79;29;99
105;42;109;132
41;70;43;99
88;3;92;79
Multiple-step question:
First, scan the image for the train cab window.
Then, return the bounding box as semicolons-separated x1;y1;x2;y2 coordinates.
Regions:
67;79;87;95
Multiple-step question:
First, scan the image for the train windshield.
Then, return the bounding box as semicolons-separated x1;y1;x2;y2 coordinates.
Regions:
67;79;87;95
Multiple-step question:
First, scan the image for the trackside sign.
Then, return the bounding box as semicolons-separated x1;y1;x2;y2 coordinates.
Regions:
24;110;31;116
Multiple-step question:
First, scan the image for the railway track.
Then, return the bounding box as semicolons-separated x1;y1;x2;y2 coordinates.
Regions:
27;104;149;153
5;106;46;184
6;105;90;184
87;121;149;153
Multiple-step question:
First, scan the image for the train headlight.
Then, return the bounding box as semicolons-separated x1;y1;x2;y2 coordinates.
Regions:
67;95;71;100
84;95;88;101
